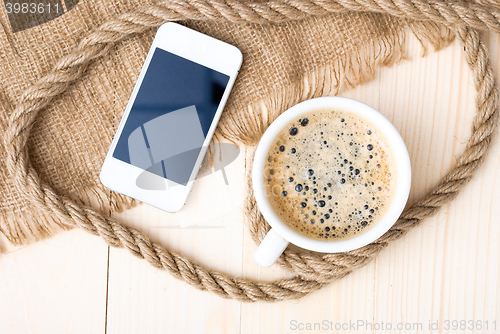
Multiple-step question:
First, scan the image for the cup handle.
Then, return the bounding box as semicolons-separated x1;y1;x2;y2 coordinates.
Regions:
254;228;290;267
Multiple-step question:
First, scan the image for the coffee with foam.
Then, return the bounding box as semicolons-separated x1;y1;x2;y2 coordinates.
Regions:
264;109;397;241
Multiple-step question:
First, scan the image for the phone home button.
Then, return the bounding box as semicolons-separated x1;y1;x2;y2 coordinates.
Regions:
190;40;208;57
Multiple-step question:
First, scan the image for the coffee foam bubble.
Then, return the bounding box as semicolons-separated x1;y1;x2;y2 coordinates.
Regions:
264;109;396;241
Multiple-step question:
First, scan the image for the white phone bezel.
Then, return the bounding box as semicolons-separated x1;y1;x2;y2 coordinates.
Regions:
99;22;242;213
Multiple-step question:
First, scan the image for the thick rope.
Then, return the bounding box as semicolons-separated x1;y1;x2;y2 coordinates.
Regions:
4;1;499;301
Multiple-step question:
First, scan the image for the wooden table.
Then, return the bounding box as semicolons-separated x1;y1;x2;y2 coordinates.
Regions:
1;33;499;334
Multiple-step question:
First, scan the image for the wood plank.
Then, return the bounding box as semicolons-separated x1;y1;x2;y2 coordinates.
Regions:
238;32;500;333
0;229;108;334
373;32;500;333
1;29;499;334
105;141;246;334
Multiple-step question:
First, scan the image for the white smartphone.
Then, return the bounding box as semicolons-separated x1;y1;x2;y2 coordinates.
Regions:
100;22;242;212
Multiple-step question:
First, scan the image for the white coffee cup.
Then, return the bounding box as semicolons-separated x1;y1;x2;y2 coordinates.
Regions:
252;97;411;267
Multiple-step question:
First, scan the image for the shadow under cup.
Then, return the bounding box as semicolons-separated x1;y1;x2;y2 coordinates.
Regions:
252;97;411;267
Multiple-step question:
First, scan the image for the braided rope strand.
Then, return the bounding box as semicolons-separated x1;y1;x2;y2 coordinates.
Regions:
4;1;499;301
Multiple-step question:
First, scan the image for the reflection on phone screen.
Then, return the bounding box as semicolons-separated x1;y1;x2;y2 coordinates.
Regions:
112;48;230;187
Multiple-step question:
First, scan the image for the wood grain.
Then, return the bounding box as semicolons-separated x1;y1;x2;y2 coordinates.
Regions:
0;32;499;334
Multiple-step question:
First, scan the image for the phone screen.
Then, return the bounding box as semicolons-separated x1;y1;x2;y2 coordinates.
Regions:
112;47;230;186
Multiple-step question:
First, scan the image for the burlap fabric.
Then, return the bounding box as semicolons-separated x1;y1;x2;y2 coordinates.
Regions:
0;0;432;246
1;1;499;301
